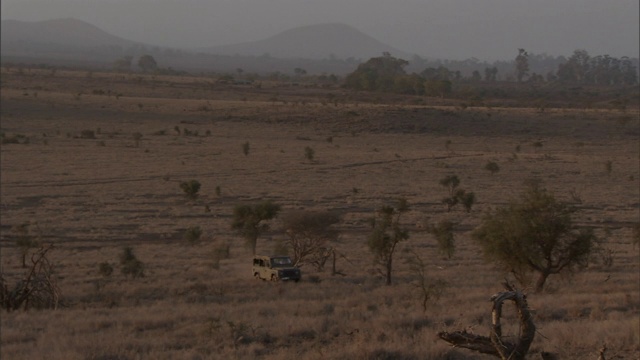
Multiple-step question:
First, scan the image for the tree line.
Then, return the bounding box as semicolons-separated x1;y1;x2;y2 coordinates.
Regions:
345;50;638;96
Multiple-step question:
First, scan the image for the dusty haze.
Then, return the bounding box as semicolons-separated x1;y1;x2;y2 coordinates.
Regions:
1;0;639;61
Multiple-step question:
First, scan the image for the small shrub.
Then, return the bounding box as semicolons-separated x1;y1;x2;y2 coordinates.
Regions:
460;191;476;212
120;247;144;278
242;141;250;156
180;180;201;200
484;161;500;175
212;242;231;269
604;160;613;176
215;186;222;196
184;226;203;244
80;130;96;139
132;132;143;147
427;220;456;259
304;146;315;162
98;262;114;277
406;251;447;312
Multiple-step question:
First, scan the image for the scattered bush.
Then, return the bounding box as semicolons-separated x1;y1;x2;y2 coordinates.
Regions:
406;250;447;312
304;146;315;162
1;133;30;145
120;247;144;278
212;242;231;269
184;226;203;244
98;262;114;277
484;161;500;175
242;141;250;156
180;180;201;200
132;132;143;147
427;220;456;259
604;160;613;176
439;175;475;212
13;222;39;268
80;130;96;139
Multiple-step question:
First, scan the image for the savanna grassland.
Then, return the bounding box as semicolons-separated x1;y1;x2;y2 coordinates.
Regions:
1;68;639;359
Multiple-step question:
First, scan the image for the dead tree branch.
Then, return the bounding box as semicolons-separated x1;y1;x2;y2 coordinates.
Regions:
1;244;60;311
438;282;535;360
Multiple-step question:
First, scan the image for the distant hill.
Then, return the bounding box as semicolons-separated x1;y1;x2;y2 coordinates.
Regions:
202;23;411;60
1;18;137;49
0;18;408;74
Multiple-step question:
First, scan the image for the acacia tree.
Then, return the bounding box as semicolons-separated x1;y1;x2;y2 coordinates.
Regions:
472;185;596;292
344;52;409;92
515;48;529;82
232;201;281;254
368;198;410;285
138;54;158;72
281;211;340;269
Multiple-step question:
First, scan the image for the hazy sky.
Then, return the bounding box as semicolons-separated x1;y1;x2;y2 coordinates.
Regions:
2;0;638;60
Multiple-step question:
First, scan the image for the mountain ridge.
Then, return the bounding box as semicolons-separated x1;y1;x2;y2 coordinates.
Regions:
201;22;411;60
1;18;138;48
1;18;411;61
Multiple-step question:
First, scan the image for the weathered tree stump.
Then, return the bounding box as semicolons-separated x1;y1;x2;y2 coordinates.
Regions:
438;282;535;360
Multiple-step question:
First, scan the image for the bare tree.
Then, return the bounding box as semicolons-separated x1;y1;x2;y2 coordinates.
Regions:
281;211;341;269
1;244;60;311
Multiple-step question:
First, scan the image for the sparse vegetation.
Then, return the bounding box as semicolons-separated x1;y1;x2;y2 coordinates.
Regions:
180;180;201;200
304;146;315;162
184;226;203;244
427;220;456;259
406;250;447;312
485;160;500;175
119;247;145;278
439;175;476;212
0;65;638;359
13;222;39;268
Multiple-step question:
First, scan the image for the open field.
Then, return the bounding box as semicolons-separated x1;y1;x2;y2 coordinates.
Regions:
1;69;639;359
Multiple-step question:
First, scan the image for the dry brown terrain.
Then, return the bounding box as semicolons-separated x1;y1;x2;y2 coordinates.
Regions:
1;68;639;359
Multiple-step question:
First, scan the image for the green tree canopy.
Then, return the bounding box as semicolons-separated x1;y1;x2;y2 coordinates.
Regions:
344;52;409;92
232;201;281;254
368;198;410;285
472;184;596;292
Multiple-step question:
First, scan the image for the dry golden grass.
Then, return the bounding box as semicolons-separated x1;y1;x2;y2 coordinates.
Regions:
1;68;639;359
